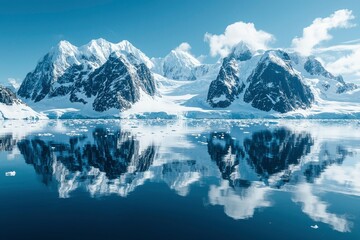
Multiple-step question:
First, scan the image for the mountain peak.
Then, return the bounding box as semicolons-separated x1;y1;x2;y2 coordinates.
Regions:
117;40;142;54
304;56;345;84
231;41;253;61
166;43;201;66
118;39;133;47
117;40;154;69
108;51;136;66
263;50;291;61
159;43;202;80
80;38;115;66
85;38;113;50
166;49;201;67
49;40;80;78
90;38;109;45
57;40;74;48
243;49;314;113
54;40;78;54
260;50;294;74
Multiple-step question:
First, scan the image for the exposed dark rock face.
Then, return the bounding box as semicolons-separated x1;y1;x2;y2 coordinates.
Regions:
304;57;342;81
207;49;315;113
206;43;253;108
336;83;358;93
244;51;314;113
18;53;55;102
0;86;21;105
17;42;156;112
304;57;358;93
17;138;54;184
207;56;245;108
232;42;253;62
89;54;156;112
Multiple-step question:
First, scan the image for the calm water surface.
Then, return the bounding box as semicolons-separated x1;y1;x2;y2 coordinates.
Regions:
0;119;360;240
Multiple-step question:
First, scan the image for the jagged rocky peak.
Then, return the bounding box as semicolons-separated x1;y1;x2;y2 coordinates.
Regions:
54;40;78;54
0;85;21;105
79;38;154;69
261;50;292;68
18;38;157;112
51;40;80;75
18;40;80;102
0;84;44;120
17;40;81;102
231;41;253;61
304;57;343;82
117;40;154;69
244;50;314;113
80;38;116;66
207;56;244;108
206;42;253;108
88;51;156;112
304;56;357;93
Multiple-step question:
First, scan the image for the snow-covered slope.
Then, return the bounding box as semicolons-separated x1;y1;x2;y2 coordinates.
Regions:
0;85;46;120
161;47;201;80
79;38;154;69
152;43;218;81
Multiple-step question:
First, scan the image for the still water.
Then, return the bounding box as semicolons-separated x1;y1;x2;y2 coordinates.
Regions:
0;119;360;239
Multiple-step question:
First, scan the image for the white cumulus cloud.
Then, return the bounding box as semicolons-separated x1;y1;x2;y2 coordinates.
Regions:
313;41;360;81
175;42;192;52
7;78;21;90
325;46;360;77
292;9;355;56
204;21;275;57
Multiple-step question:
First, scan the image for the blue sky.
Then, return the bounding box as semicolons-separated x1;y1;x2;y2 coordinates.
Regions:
1;0;360;84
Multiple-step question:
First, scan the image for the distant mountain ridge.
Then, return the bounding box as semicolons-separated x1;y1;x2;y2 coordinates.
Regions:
152;44;214;81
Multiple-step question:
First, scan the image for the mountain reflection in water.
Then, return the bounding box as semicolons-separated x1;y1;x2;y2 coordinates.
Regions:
0;119;359;234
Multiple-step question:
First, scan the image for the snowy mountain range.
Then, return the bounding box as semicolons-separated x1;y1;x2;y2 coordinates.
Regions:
2;38;360;119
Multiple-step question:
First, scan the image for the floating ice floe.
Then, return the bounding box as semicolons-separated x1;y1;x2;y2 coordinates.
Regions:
37;133;54;137
311;225;319;229
5;171;16;177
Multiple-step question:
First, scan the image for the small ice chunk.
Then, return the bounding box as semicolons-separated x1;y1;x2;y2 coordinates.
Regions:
5;171;16;177
310;225;319;229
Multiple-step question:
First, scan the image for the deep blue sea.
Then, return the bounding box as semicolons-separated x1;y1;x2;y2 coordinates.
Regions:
0;119;359;240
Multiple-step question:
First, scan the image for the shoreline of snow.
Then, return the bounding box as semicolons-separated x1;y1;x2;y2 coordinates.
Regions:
25;108;360;120
0;103;48;120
